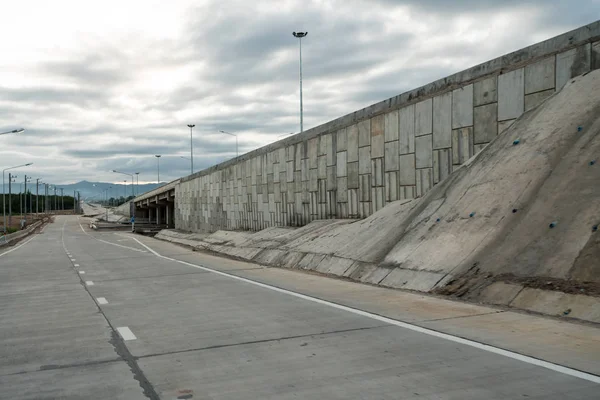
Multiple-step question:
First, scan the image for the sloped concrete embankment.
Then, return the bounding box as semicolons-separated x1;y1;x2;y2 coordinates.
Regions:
157;70;600;323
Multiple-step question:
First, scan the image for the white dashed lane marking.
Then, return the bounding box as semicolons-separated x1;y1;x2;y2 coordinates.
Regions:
117;327;136;341
97;297;108;305
85;281;94;286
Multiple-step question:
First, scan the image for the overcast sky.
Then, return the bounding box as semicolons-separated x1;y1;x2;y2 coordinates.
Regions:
1;0;597;185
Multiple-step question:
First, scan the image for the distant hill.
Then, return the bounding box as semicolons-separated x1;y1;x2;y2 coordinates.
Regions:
0;180;163;200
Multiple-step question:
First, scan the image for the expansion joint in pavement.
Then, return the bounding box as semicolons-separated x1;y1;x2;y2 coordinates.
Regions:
136;324;389;360
421;310;506;322
0;358;123;378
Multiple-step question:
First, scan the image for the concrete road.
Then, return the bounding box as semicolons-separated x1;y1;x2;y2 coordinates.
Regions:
0;216;597;399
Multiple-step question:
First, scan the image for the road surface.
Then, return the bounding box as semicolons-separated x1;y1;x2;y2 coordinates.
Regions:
0;216;597;399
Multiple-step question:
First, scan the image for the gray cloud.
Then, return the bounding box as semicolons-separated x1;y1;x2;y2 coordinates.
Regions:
0;0;597;185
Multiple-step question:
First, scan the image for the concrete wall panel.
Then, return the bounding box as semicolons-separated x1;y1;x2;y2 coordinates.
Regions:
336;151;347;177
416;168;432;197
433;149;452;184
474;103;498;144
452;84;473;129
385;171;398;202
474;76;497;106
433;92;452;149
556;43;591;89
415;134;433;169
525;57;555;94
384;110;399;142
384;141;399;172
498;68;524;121
358;146;371;174
415;98;433;136
452;127;474;165
399;105;415;155
358;119;371;147
399;154;416;186
371;115;385;159
347;124;359;162
347;162;359;189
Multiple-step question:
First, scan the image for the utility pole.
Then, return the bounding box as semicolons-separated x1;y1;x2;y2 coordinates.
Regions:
24;176;28;223
60;188;64;210
54;187;57;213
36;179;40;214
8;173;13;229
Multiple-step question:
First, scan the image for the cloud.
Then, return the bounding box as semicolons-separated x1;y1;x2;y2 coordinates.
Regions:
0;0;596;185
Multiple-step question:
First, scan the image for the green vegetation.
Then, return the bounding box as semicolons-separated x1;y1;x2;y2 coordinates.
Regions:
0;192;76;212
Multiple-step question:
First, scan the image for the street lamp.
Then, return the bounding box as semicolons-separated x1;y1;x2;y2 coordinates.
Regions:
292;31;307;133
0;128;25;136
187;124;195;175
135;172;139;196
2;162;32;233
112;170;135;198
155;155;161;184
219;130;239;158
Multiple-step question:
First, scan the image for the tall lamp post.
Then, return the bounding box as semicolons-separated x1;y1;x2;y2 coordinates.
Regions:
135;172;139;196
219;130;239;158
2;162;32;233
292;31;307;133
187;124;195;175
112;170;135;198
155;155;161;184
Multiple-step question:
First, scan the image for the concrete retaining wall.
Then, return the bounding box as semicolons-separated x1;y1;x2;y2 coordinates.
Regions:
175;21;600;233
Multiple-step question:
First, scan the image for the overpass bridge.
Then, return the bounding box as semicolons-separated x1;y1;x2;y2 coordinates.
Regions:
132;179;179;228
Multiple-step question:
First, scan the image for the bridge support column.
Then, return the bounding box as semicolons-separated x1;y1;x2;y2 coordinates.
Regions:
156;206;161;225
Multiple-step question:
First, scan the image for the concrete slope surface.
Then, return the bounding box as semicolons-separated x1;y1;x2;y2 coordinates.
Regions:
158;70;600;322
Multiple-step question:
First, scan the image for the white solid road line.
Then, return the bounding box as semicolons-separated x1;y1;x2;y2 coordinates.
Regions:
85;281;94;286
129;236;600;384
117;326;136;341
97;297;108;305
0;236;36;258
77;221;147;253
